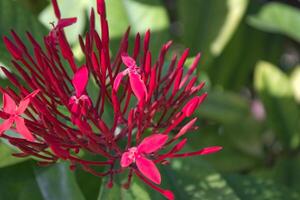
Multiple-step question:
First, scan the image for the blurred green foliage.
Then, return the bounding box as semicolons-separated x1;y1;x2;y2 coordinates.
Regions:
0;0;300;199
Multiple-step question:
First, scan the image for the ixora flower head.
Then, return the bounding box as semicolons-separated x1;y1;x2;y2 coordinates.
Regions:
0;0;222;199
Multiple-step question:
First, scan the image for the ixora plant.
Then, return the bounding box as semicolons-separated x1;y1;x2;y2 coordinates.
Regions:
0;0;222;199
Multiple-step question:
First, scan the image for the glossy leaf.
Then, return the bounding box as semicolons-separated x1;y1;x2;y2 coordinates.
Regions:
226;174;300;199
254;61;300;149
208;18;283;90
198;90;250;124
291;66;300;103
97;175;151;200
0;161;43;200
0;0;47;66
249;2;300;43
178;0;248;65
0;141;28;168
34;163;86;200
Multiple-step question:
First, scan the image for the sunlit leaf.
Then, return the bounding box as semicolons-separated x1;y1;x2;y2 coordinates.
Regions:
291;66;300;103
249;2;300;43
254;61;300;149
178;0;248;65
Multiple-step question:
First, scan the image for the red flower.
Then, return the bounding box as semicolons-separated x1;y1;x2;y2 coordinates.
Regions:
0;90;39;141
69;66;92;120
0;0;222;199
114;54;148;104
121;134;168;184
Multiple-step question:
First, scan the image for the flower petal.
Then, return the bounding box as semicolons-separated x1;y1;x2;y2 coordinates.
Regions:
0;118;14;135
113;69;128;91
15;116;34;142
129;72;148;103
72;66;89;97
182;93;207;117
121;54;136;68
136;156;161;184
171;146;223;158
57;18;77;29
138;134;168;154
174;117;197;140
120;152;134;168
17;90;39;114
2;93;17;114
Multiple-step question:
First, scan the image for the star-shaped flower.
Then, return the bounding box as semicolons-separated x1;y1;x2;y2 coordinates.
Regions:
0;90;39;141
113;54;148;104
69;66;92;118
121;134;168;184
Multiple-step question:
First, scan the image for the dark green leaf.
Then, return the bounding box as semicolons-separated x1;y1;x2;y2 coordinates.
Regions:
198;90;250;124
34;162;86;200
177;0;248;65
208;19;283;90
97;175;151;200
0;161;43;200
0;0;47;66
225;174;300;200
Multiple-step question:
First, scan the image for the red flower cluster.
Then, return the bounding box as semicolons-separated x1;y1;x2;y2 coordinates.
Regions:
0;0;221;199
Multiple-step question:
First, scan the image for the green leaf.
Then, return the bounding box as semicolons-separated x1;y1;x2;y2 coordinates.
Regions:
291;66;300;103
248;2;300;43
0;0;47;66
34;162;86;200
97;175;151;200
225;174;300;200
106;0;169;38
39;0;87;44
97;158;240;200
0;142;28;168
254;61;300;149
75;170;102;200
0;161;43;200
252;155;300;192
39;0;169;55
177;0;248;65
106;0;170;54
208;16;283;90
198;90;250;124
158;159;240;200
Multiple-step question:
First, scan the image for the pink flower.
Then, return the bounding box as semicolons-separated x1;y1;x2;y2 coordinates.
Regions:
0;90;39;141
68;66;92;120
121;134;168;184
114;54;148;104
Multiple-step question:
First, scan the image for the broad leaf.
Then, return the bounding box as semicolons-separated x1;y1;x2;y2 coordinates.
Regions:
198;90;250;124
226;174;300;200
254;61;300;149
0;161;43;200
0;141;28;168
0;0;47;66
249;2;300;43
291;66;300;103
97;174;151;200
34;162;86;200
208;17;283;90
177;0;248;65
